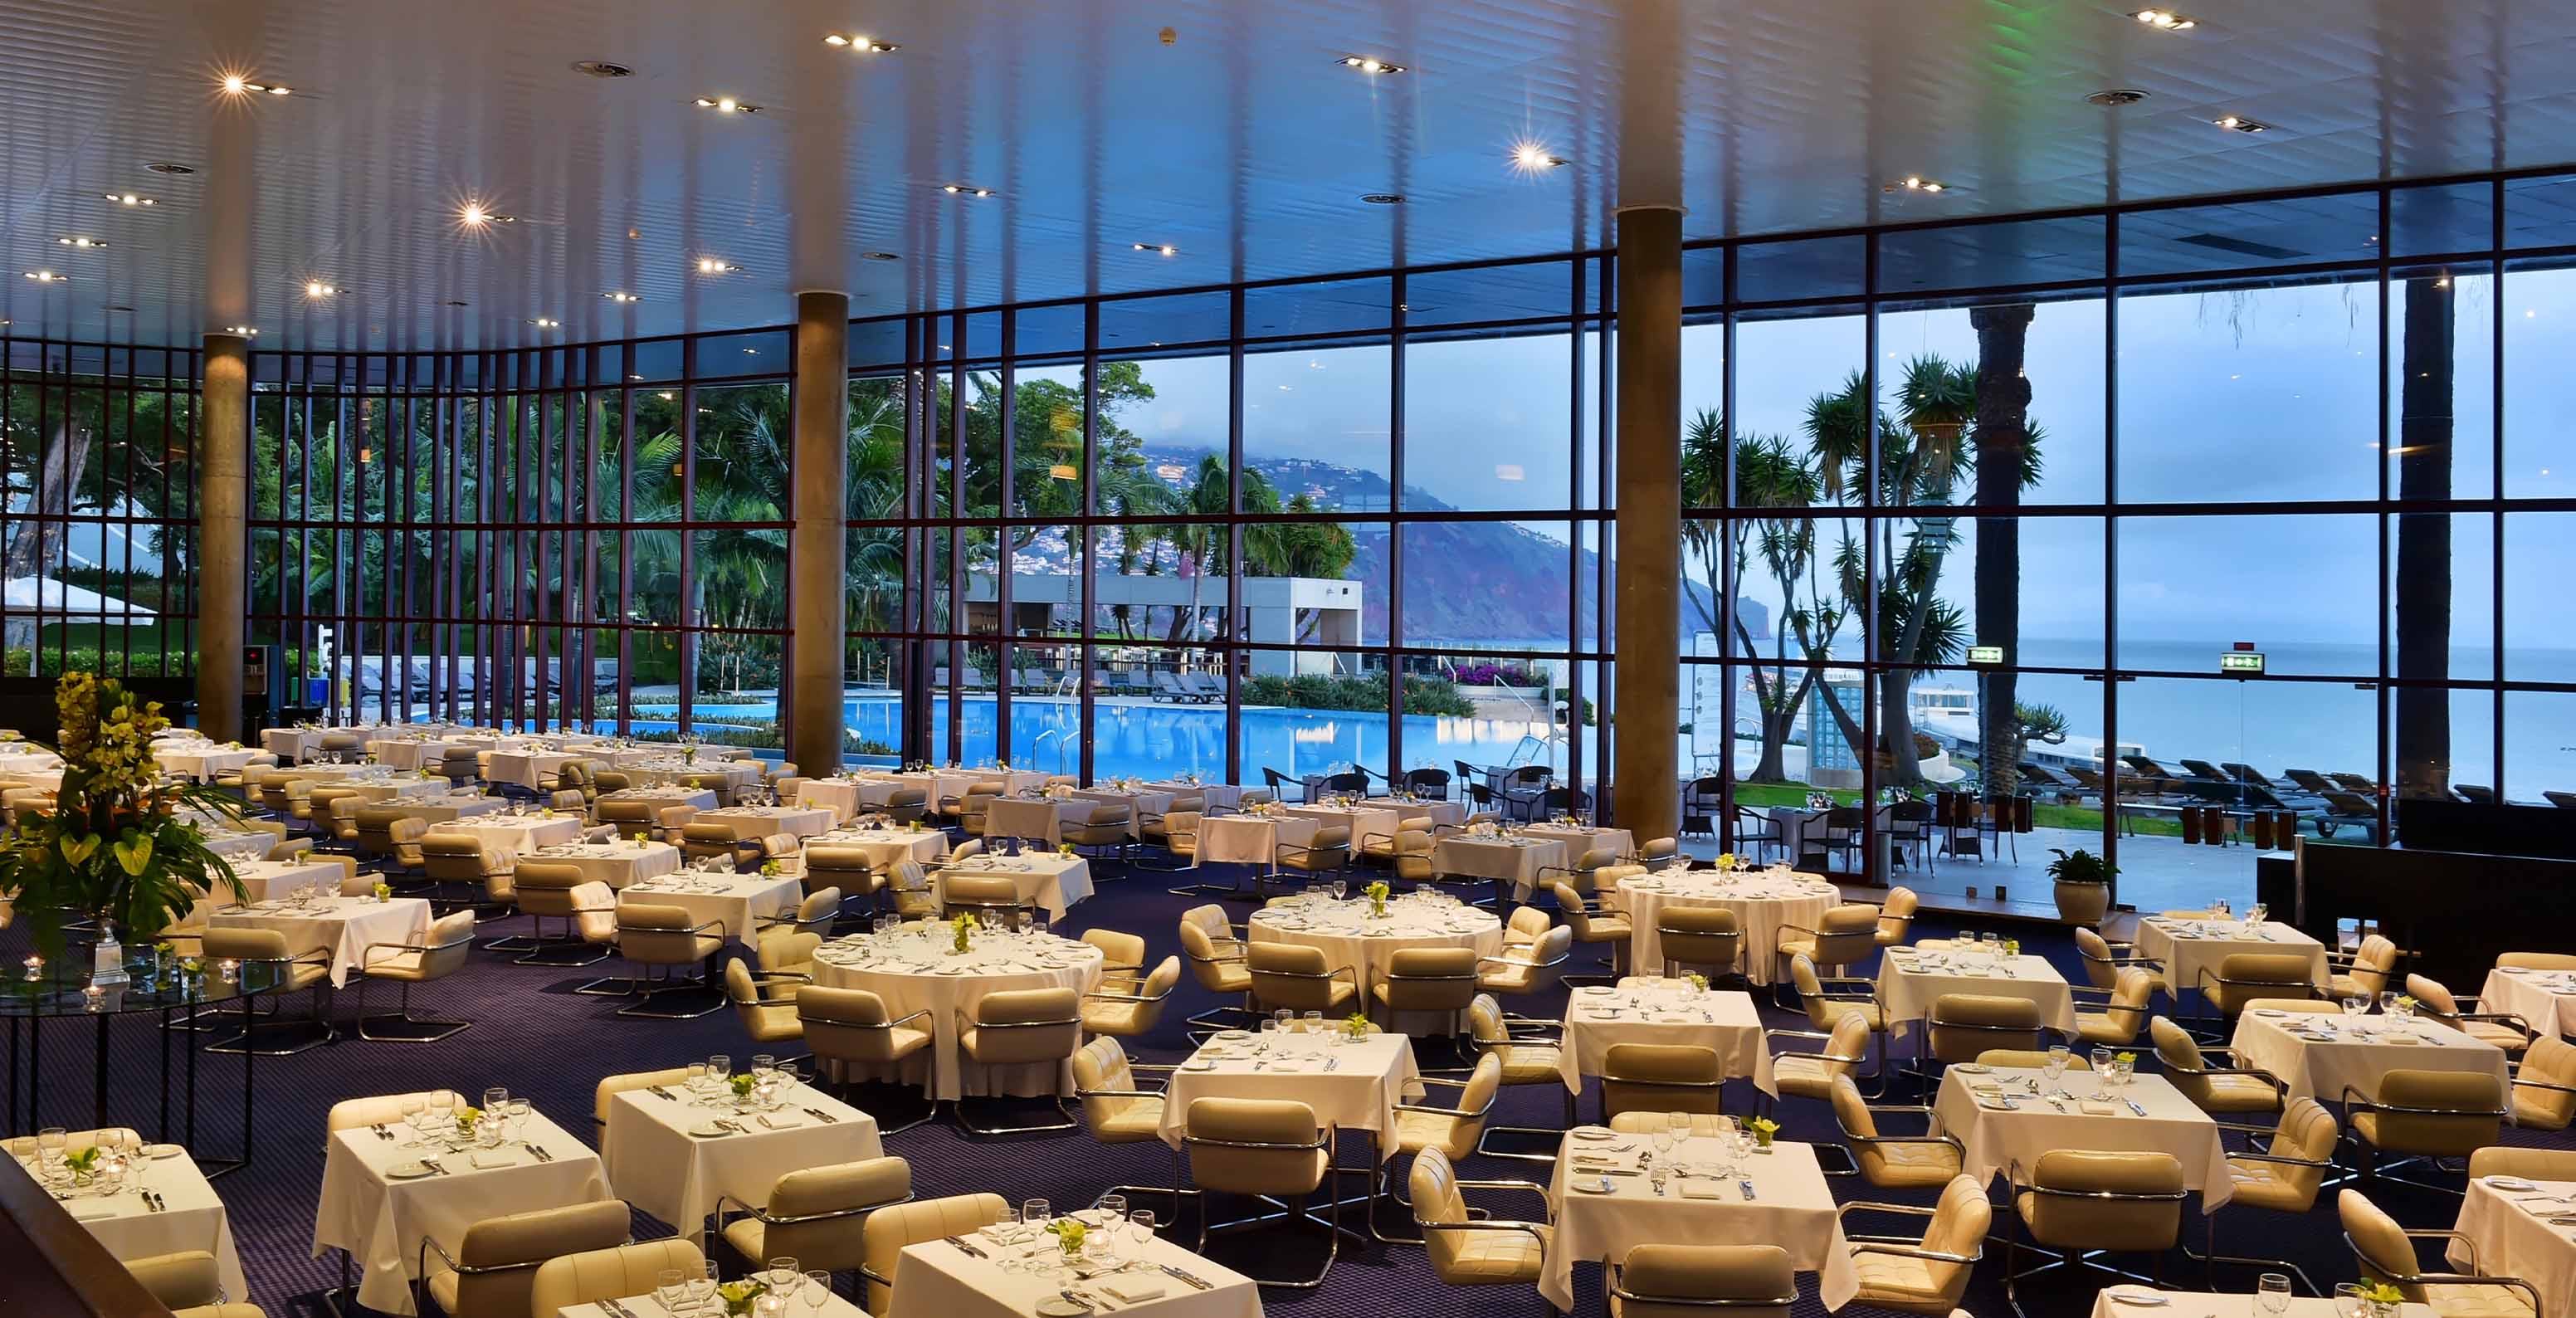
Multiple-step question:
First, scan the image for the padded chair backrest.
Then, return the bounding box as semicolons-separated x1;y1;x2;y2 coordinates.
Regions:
2261;1098;2340;1209
1175;920;1237;992
420;834;496;883
1819;1011;1871;1079
1185;1098;1324;1198
329;1089;465;1131
2499;952;2576;972
2515;1036;2576;1129
1877;887;1919;941
1381;947;1479;1013
1602;1042;1724;1118
969;988;1081;1064
1929;993;2042;1063
0;1126;141;1158
2369;1070;2504;1156
1073;1037;1139;1127
128;1250;226;1308
1618;1244;1795;1318
202;926;292;962
1808;905;1881;965
2026;1150;2185;1251
2211;953;2317;1011
1408;1147;1480;1278
1467;993;1507;1045
800;986;911;1064
1829;1071;1878;1140
413;909;477;979
762;1155;913;1270
1656;906;1742;970
1247;940;1339;1010
2348;935;2399;995
1505;906;1553;945
1917;1176;1991;1304
528;1239;706;1316
859;1194;1009;1316
2467;1142;2576;1182
2091;968;2154;1039
943;875;1020;910
618;903;711;964
2073;926;2120;990
804;845;878;881
1081;928;1146;970
2339;1189;2430;1301
451;1198;633;1316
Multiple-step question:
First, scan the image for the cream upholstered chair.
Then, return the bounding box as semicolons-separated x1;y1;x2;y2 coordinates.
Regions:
2072;966;2156;1047
352;908;476;1042
1080;928;1148;988
800;986;933;1133
1502;905;1553;952
1600;1042;1725;1122
2328;932;2404;1001
953;781;1005;835
1410;1146;1549;1297
877;787;924;826
939;874;1026;922
598;798;658;841
1378;1053;1504;1241
2342;1068;2505;1187
1081;955;1179;1038
884;860;939;920
128;1248;264;1317
1177;905;1257;1035
510;862;616;966
593;1068;695;1163
1925;993;2043;1068
1842;1174;1989;1316
2508;1035;2576;1131
1775;903;1881;981
760;886;842;941
421;832;518;925
1764;1009;1872;1125
1476;925;1573;1005
1465;993;1575;1157
2339;1187;2542;1316
265;834;316;863
1874;886;1920;948
1274;824;1352;885
2406;973;2535;1053
757;930;822;987
200;926;334;1055
612;903;725;1018
1654;906;1744;980
1373;946;1481;1023
1611;1243;1796;1318
2186;1097;2338;1294
2469;1145;2576;1180
1608;1111;1741;1137
802;844;882;918
681;820;759;868
2150;1016;2285;1116
2074;925;2169;996
1062;799;1133;861
859;1194;1009;1316
1185;1097;1341;1288
1789;953;1888;1091
724;959;805;1047
528;1239;707;1317
416;1198;630;1318
1072;1036;1172;1146
2197;951;2320;1022
955;987;1082;1134
715;1155;911;1281
1551;880;1633;983
1830;1073;1964;1189
356;807;429;873
2498;951;2576;972
1539;845;1624;899
2003;1150;2186;1314
1247;940;1359;1015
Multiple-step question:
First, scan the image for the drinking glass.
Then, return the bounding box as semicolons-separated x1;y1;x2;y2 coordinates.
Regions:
804;1271;832;1311
2333;1283;2370;1318
1330;880;1348;901
2042;1050;2068;1094
2257;1273;2294;1317
2379;991;2400;1016
2344;994;2369;1017
654;1268;688;1315
35;1127;66;1175
1302;1010;1323;1036
1129;1209;1156;1253
399;1099;427;1145
481;1086;508;1114
1669;1111;1694;1158
1022;1198;1052;1235
1651;1120;1676;1161
1259;1018;1279;1047
752;1053;778;1081
690;1261;721;1311
709;1055;733;1087
767;1257;801;1296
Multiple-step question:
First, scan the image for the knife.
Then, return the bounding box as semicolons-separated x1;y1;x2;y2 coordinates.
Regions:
422;1159;450;1176
1069;1287;1116;1311
1738;1178;1758;1200
944;1234;988;1258
1157;1264;1214;1291
2125;1098;2149;1117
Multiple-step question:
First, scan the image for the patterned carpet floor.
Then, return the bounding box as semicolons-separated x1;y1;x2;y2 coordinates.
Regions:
4;842;2567;1317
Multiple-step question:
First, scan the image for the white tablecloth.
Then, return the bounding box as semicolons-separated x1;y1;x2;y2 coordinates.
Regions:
261;728;327;761
521;841;685;888
324;775;463;803
618;872;803;948
201;829;281;862
1149;780;1241;812
1930;1066;2232;1209
1541;1135;1859;1311
312;1109;612;1316
1198;813;1318;867
2227;1009;2512;1105
693;804;837;841
1876;948;2079;1040
983;798;1083;847
597;788;720;817
604;1077;883;1241
844;773;934;808
809;930;1102;1100
1159;1030;1422;1159
2448;1176;2576;1317
428;814;583;852
934;854;1095;920
1247;895;1501;1026
1282;803;1403;852
154;744;259;780
24;1146;248;1302
796;779;871;823
929;769;1046;808
485;749;588;790
884;1228;1261;1318
1368;797;1468;828
1432;835;1569;899
215;858;352;904
2091;1293;2437;1317
802;827;949;871
1523;824;1637;866
1559;981;1777;1096
1617;871;1838;985
2482;968;2576;1039
210;896;433;988
1070;787;1175;838
2134;917;2330;999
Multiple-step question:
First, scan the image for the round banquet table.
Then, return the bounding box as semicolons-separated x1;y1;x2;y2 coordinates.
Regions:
1247;894;1502;1032
1614;868;1840;985
808;927;1102;1100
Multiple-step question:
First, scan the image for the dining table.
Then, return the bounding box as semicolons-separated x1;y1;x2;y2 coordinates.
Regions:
692;803;839;841
1930;1064;2233;1209
2133;915;2330;1001
1875;942;2080;1040
1157;1028;1423;1163
2447;1173;2576;1317
1247;892;1501;1031
520;840;686;888
2091;1291;2436;1316
18;1140;250;1303
808;928;1103;1100
2227;1007;2512;1105
798;824;952;871
210;894;435;988
602;1072;883;1249
882;1216;1262;1318
1195;811;1319;868
982;797;1089;848
1558;980;1778;1096
2481;965;2576;1040
1615;867;1839;985
427;813;586;852
933;851;1095;921
1540;1130;1860;1311
1430;832;1570;899
617;869;803;951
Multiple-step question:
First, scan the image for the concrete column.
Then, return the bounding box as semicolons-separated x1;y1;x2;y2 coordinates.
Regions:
1612;207;1683;844
196;333;250;740
788;290;850;774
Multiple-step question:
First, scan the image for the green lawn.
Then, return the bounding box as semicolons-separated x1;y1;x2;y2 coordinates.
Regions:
1730;778;2184;837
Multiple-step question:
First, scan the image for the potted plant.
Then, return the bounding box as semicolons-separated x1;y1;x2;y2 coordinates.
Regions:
2045;847;2117;924
0;676;248;981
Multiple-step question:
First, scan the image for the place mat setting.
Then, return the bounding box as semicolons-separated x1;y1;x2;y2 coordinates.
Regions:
2493;967;2576;994
1559;1125;1775;1199
1183;1028;1368;1074
1957;1066;2151;1116
2481;1176;2576;1232
2250;1008;2454;1046
1569;983;1724;1024
812;929;1092;974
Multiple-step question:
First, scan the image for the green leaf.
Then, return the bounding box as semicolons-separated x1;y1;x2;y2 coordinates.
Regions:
58;833;100;868
112;834;154;877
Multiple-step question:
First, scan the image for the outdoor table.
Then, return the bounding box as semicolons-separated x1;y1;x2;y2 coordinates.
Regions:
1558;980;1777;1096
603;1074;882;1247
1541;1131;1858;1311
1930;1064;2232;1209
1617;868;1838;985
808;930;1101;1100
2227;1007;2511;1105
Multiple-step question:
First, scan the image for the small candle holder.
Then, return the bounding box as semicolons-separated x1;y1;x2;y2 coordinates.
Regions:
22;954;43;983
217;959;240;984
82;985;106;1013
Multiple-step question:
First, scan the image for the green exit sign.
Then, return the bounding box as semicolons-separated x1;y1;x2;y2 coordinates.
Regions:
2220;652;2266;674
1966;645;2004;666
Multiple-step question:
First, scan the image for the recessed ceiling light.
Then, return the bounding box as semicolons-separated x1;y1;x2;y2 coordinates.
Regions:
530;317;560;328
1361;193;1404;205
305;280;338;298
2086;88;2150;107
55;237;106;249
657;391;676;401
1338;55;1407;75
1887;176;1954;194
572;60;633;79
861;251;900;261
2133;8;2198;30
103;192;156;207
695;257;737;275
24;271;66;283
1131;242;1178;256
603;291;641;304
1510;140;1566;173
223;325;257;336
940;183;997;198
742;347;759;354
822;33;900;52
145;161;194;175
693;96;759;115
2213;115;2271;134
221;75;291;95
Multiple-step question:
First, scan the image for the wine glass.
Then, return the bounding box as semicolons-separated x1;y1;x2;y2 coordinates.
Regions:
1022;1198;1052;1237
1097;1194;1129;1264
481;1086;508;1115
398;1098;427;1145
1129;1209;1157;1257
654;1268;689;1316
2042;1047;2069;1095
2379;990;2401;1016
1651;1116;1676;1162
766;1256;801;1296
803;1271;831;1311
2257;1273;2294;1318
1330;879;1348;901
2344;993;2369;1017
689;1260;720;1312
2332;1283;2370;1318
708;1055;733;1089
1301;1010;1323;1037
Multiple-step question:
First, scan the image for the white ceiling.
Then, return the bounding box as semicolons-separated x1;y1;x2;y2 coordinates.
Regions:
3;0;2575;352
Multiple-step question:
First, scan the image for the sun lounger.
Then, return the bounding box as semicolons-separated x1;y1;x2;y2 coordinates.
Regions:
2316;790;2383;842
2220;763;2303;796
2546;791;2576;809
2453;783;2498;805
2330;772;2378;795
2016;762;2086;798
1181;671;1226;702
2123;754;2189;783
2284;769;2339;797
1152;672;1190;703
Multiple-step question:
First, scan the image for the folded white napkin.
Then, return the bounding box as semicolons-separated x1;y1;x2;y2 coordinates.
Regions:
69;1203;120;1221
1101;1280;1167;1303
468;1149;517;1169
1678;1182;1727;1199
2081;1101;2119;1115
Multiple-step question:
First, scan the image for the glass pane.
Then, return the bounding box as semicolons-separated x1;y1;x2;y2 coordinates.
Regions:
2504;691;2576;805
2119;278;2379;503
1237;647;1389;788
1400;520;1572;651
2117;515;2376;676
1403;330;1572;511
1245;343;1390;498
2505;512;2576;683
2502;260;2575;498
1877;300;2105;505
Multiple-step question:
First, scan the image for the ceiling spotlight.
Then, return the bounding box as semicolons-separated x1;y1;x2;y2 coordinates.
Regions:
1361;193;1404;205
1132;242;1178;256
742;347;759;355
24;270;66;283
221;74;247;94
1889;176;1953;194
104;192;155;207
1338;55;1407;75
940;183;996;198
603;290;641;304
223;325;258;337
461;203;490;226
861;251;900;261
822;33;900;52
222;75;291;95
305;281;338;298
2213;114;2271;133
55;237;106;249
530;317;560;328
2133;8;2198;29
695;257;737;275
1510;140;1567;173
2086;88;2150;107
693;96;759;114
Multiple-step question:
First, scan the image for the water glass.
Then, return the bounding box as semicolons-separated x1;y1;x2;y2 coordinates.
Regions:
751;1053;778;1081
2332;1283;2371;1318
766;1256;801;1295
1129;1208;1157;1252
1022;1198;1052;1236
2344;994;2369;1017
1302;1010;1324;1036
1330;880;1348;901
804;1271;832;1311
654;1268;689;1314
709;1054;733;1087
481;1086;508;1114
399;1098;427;1145
2257;1273;2294;1317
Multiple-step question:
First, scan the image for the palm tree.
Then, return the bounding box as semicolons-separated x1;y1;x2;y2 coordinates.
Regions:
1971;303;2039;798
1681;408;1842;783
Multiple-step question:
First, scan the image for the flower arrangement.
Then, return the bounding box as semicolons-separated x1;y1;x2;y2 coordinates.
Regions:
1057;842;1075;856
729;1072;759;1098
1714;852;1737;872
2393;994;2417;1012
950;910;979;954
681;744;699;764
1044;1218;1086;1258
1686;973;1710;993
1364;880;1390;917
1342;1011;1373;1040
0;675;247;960
1746;1116;1778;1148
759;859;783;877
373;881;393;901
2114;1051;2137;1067
454;1105;484;1137
715;1280;769;1316
61;1145;101;1179
2002;937;2021;957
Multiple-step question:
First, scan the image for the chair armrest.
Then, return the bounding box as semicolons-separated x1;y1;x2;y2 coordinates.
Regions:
1846;1239;1983;1266
1076;1086;1169;1101
1477;951;1569;971
1837;1198;1939;1221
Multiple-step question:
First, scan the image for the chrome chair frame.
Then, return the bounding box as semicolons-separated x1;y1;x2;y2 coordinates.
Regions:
1247;959;1362;1020
1837;1199;1985;1308
1412;1175;1554;1308
612;915;729;1019
2339;1223;2545;1314
950;1008;1084;1135
202;945;337;1056
1185;1120;1344;1290
1598;1053;1728;1127
1828;1097;1965;1183
1073;1061;1192;1213
414;1228;633;1317
1177;923;1262;1041
1462;1018;1579;1162
2183;1120;2333;1294
803;1004;937;1134
350;926;477;1042
709;1182;914;1273
2336;1080;2509;1194
2001;1157;2190;1318
1372;1076;1500;1242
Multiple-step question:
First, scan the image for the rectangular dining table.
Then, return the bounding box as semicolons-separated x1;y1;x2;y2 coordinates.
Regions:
2228;1008;2512;1105
1930;1065;2233;1208
1875;945;2079;1040
1558;981;1777;1096
934;852;1095;920
2133;915;2330;1001
1434;834;1571;900
1158;1029;1422;1163
2481;966;2576;1039
883;1223;1262;1318
603;1076;883;1247
427;813;586;852
210;895;434;988
2447;1174;2576;1317
617;871;804;949
1541;1132;1859;1311
27;1143;250;1303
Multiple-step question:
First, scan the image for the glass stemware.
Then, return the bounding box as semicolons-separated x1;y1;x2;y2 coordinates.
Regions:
2256;1273;2294;1318
803;1270;831;1311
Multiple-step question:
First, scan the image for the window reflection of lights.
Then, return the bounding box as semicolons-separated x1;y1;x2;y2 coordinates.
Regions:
104;193;155;207
822;34;900;53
